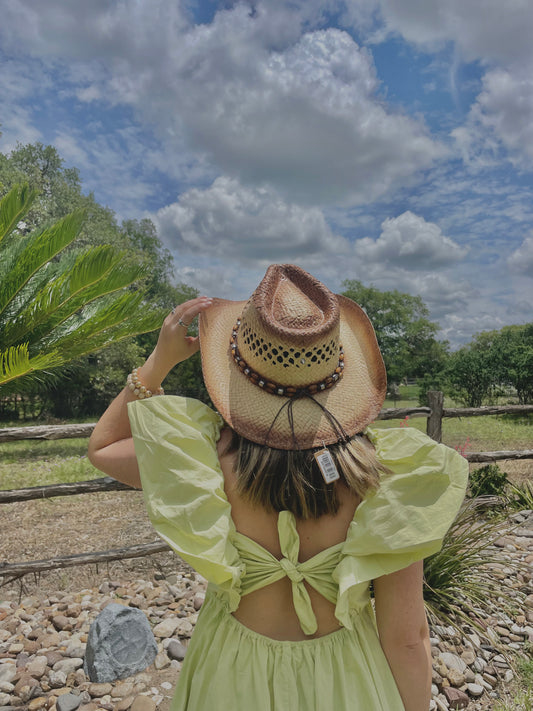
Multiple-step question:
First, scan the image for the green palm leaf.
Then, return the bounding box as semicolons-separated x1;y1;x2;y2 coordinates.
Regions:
0;209;86;319
0;184;37;245
0;184;166;394
0;344;62;388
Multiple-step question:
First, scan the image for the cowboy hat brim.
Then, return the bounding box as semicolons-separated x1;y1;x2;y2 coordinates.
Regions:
199;294;386;450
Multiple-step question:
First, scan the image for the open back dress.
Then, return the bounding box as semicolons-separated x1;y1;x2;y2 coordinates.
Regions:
128;396;468;711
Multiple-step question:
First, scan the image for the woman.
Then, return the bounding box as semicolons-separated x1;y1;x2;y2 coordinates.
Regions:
88;264;468;711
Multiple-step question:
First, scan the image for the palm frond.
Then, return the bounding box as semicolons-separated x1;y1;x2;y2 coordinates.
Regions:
37;290;166;359
0;209;86;320
0;184;38;245
2;246;147;346
0;344;62;389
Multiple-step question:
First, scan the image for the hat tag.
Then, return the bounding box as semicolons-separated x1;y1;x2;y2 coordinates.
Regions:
314;443;340;484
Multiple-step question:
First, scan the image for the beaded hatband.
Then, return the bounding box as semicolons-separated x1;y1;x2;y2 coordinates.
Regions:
230;319;344;397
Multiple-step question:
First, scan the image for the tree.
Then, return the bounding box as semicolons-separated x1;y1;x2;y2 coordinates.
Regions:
0;142;125;250
341;280;448;382
445;346;496;408
0;184;166;395
470;324;533;404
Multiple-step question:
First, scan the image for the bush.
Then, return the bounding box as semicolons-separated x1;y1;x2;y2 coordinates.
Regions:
468;464;508;498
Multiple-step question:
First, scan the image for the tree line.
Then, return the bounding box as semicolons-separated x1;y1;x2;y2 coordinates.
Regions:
0;140;531;421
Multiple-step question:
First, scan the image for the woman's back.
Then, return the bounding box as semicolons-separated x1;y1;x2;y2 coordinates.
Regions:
217;426;360;641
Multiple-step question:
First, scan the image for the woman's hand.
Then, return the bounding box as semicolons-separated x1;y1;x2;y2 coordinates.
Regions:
87;295;213;488
141;296;213;387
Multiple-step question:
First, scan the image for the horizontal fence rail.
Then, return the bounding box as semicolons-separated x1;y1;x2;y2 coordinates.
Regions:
1;392;532;582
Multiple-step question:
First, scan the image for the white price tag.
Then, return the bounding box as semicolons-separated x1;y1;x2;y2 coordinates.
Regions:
314;448;340;484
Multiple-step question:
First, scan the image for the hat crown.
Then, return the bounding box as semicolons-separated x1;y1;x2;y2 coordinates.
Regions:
238;265;341;387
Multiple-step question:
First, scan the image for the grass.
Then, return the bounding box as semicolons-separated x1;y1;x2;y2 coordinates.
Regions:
0;437;100;489
493;660;533;711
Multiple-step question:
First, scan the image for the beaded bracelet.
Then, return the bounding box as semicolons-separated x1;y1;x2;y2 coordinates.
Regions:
127;368;165;399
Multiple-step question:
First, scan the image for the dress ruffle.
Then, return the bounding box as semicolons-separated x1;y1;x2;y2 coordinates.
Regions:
333;425;469;628
128;396;244;610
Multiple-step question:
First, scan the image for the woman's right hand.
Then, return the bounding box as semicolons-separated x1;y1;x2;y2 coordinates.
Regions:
143;296;213;385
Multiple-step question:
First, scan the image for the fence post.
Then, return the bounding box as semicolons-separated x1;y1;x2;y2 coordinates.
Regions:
427;391;444;442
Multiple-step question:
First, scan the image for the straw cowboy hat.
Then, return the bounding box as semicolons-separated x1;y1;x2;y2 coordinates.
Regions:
199;264;386;450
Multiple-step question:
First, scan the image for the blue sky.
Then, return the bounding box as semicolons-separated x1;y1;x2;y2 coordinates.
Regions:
1;0;532;347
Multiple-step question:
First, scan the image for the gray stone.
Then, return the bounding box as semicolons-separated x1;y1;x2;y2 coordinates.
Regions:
466;683;484;697
167;639;187;661
439;652;467;674
83;603;157;683
0;663;17;683
56;693;83;711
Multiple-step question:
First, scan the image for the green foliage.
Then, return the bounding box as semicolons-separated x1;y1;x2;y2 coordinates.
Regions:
0;184;166;394
445;346;496;407
472;325;533;404
341;280;448;382
507;481;533;510
468;464;509;498
423;499;515;632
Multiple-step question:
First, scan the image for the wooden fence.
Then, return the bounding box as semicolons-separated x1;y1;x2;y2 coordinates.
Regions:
1;392;533;584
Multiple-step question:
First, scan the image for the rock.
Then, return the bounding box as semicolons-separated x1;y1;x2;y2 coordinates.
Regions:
193;593;205;610
467;683;484;697
167;639;187;661
83;603;157;683
56;694;83;711
88;682;113;697
154;650;170;670
49;670;68;688
0;692;13;706
446;669;466;687
0;662;17;683
460;649;476;665
439;653;467;674
53;657;84;675
52;615;71;631
28;698;48;710
116;697;135;710
443;687;469;708
130;696;157;711
111;681;135;698
152;617;180;639
26;655;48;679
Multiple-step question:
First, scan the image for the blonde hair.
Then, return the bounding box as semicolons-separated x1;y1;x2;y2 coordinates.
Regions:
225;429;387;519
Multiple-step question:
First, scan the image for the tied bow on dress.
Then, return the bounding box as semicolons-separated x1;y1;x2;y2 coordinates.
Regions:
232;510;344;635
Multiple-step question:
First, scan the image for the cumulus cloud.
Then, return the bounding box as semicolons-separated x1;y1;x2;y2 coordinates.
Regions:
365;0;533;65
153;177;349;262
453;66;533;168
0;1;443;206
508;235;533;277
354;211;468;270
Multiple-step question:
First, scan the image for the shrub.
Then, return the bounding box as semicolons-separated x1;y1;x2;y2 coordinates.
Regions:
469;464;508;498
423;499;516;634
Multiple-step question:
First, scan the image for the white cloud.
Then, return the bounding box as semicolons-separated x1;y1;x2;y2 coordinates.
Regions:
508;235;533;277
354;211;468;269
453;66;533;169
0;2;443;206
369;0;533;65
154;176;349;262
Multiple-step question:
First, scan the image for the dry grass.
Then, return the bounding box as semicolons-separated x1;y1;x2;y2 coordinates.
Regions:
0;489;187;597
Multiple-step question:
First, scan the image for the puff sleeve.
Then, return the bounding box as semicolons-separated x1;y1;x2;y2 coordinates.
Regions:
334;426;468;628
128;395;244;609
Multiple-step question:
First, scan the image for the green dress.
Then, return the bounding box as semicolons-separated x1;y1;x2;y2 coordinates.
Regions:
128;396;468;711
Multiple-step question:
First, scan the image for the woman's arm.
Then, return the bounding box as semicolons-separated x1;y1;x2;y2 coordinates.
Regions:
373;560;432;711
88;296;213;488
